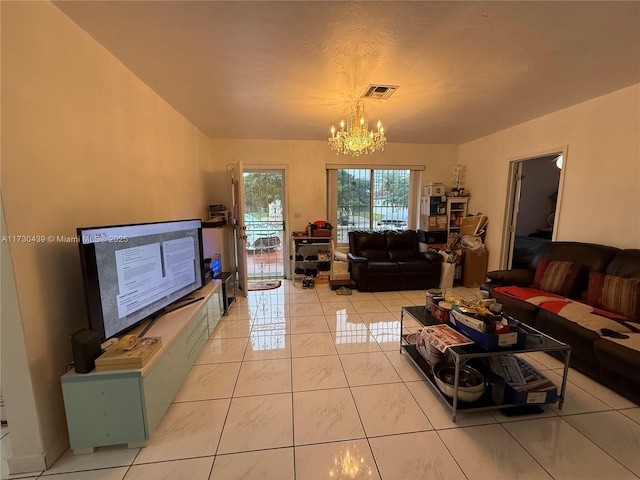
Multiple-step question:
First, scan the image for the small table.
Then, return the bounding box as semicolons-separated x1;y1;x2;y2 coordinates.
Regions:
400;305;571;422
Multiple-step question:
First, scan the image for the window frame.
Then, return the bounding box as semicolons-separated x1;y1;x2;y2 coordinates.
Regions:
326;164;423;248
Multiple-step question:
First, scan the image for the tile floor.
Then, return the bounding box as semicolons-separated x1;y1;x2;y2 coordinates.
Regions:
2;281;639;480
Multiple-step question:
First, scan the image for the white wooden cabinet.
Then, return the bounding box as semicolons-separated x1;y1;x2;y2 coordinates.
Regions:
446;197;470;237
61;280;223;454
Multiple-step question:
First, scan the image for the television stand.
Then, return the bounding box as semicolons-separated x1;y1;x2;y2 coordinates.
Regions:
60;280;224;453
214;271;236;314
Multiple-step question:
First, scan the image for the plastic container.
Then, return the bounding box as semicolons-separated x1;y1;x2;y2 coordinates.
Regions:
431;301;451;322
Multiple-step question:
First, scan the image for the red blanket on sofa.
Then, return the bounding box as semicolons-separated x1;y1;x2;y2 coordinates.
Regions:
494;286;639;334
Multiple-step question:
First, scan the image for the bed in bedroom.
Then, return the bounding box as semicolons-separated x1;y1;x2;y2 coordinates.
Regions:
512;235;551;268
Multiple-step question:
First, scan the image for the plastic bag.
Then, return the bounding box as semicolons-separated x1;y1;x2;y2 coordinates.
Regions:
439;263;455;289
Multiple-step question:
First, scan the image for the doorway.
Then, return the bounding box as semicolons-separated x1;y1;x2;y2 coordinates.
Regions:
502;150;566;269
242;169;285;279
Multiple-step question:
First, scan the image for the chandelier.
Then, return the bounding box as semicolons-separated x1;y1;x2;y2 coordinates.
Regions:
328;102;386;156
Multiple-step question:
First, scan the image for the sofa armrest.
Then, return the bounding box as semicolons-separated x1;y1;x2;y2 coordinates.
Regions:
419;251;444;263
486;269;534;287
347;253;368;264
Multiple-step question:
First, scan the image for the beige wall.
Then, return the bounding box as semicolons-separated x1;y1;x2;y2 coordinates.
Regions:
1;2;210;471
460;84;640;270
208;139;459;231
3;2;638;474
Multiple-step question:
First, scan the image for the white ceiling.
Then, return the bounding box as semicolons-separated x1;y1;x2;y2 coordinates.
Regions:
54;1;640;144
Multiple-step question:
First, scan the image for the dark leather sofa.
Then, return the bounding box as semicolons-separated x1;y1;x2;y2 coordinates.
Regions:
347;230;442;292
482;241;640;404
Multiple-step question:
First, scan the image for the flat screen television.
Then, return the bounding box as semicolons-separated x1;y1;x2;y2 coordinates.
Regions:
77;219;204;342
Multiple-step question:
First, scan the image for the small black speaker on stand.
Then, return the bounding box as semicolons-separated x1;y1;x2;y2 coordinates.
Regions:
70;329;102;373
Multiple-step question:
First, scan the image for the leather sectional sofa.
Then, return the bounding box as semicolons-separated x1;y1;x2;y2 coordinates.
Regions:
347;230;442;292
482;241;640;404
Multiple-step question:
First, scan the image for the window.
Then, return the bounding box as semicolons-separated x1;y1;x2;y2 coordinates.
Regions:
328;167;422;245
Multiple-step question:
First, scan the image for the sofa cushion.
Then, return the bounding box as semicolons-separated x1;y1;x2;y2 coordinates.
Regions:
535;308;602;375
531;258;580;296
486;269;534;287
531;242;620;298
357;249;388;261
366;261;401;275
350;231;386;253
606;249;640;279
531;242;620;274
386;230;418;260
396;259;433;274
587;273;640;321
594;335;640;384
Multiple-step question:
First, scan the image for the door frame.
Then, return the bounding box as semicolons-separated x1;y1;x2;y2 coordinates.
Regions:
242;164;290;279
242;164;289;278
499;145;569;269
228;161;248;296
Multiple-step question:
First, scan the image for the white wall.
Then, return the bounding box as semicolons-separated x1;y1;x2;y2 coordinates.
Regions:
1;2;211;472
1;204;44;473
460;84;640;270
208;139;459;232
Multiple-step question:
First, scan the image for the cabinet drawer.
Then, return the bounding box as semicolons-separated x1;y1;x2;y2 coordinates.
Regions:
171;305;207;364
142;305;208;436
184;304;208;346
142;344;179;436
207;290;223;335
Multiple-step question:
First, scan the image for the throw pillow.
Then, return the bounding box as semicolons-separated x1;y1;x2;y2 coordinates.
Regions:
531;258;580;297
588;272;640;320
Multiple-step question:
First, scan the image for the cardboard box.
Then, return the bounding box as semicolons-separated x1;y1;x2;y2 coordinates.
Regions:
463;248;488;287
424;183;446;196
419;215;447;232
428;215;447;228
498;356;558;405
450;310;527;351
460;215;488;236
312;228;332;237
506;383;557;405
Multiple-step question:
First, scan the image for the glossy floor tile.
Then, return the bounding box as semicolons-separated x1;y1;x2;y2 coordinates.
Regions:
291;355;348;391
133;399;229;464
125;457;213;480
234;358;292;397
438;424;553;479
294;439;380;480
351;383;433;436
339;351;402;386
504;417;639;479
9;281;639;480
210;448;294;480
173;362;241;402
563;411;640;476
217;393;293;454
369;431;466;480
292;388;365;445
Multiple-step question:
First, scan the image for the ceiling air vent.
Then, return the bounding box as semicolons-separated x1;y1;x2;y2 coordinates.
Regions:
361;84;399;100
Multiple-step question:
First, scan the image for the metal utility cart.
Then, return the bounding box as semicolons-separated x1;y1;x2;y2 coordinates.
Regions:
400;305;571;422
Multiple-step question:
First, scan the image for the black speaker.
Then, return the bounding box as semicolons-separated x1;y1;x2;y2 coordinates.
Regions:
70;329;102;373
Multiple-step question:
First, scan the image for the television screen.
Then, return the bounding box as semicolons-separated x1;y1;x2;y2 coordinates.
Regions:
77;219;204;341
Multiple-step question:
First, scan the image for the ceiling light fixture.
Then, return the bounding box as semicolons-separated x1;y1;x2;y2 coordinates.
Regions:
554;154;564;169
328;102;386;156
